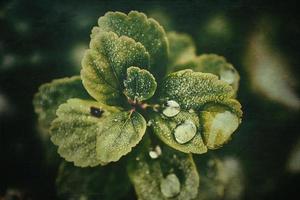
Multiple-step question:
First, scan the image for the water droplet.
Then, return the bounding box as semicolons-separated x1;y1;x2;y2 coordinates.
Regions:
188;109;195;113
155;145;162;156
174;120;197;144
220;67;236;84
162;100;180;117
147;120;152;126
160;173;181;198
149;151;159;159
148;145;162;159
90;106;104;118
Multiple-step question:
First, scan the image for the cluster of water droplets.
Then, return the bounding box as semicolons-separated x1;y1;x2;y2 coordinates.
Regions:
149;145;162;159
162;100;198;144
160;99;240;149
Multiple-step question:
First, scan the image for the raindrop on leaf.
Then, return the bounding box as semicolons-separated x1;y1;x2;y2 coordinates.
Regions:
148;145;162;159
163;100;180;117
173;120;197;144
220;67;236;84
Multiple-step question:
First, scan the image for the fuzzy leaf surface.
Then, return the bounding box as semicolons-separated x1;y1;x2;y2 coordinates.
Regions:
124;66;157;101
81;31;150;105
50;98;120;167
96;111;146;163
92;11;168;79
158;69;235;110
178;54;240;93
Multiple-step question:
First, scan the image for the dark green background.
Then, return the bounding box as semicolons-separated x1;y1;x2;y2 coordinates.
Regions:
0;0;299;199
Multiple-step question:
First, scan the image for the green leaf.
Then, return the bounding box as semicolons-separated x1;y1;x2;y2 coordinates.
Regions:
178;54;240;94
96;111;146;163
150;111;207;154
33;76;90;131
50;98;120;167
167;32;196;72
128;144;199;200
155;70;242;152
150;100;242;153
92;11;169;79
158;69;235;110
124;66;157;102
56;161;131;200
81;31;150;105
199;101;242;149
201;99;242;118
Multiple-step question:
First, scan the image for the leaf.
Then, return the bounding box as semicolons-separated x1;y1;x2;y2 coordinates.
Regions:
150;111;207;154
128;144;200;200
178;54;240;94
33;76;90;131
167;32;196;72
124;66;157;102
56;161;131;200
151;100;242;153
50;98;120;167
92;11;168;79
158;69;235;111
96;111;146;163
199;101;242;149
155;70;242;152
202;98;243;118
81;31;150;105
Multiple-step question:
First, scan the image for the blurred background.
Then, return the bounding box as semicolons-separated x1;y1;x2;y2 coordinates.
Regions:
0;0;299;199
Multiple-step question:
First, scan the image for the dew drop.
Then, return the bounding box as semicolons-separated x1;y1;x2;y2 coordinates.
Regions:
188;109;195;113
149;145;162;159
90;106;104;118
220;67;236;84
160;173;181;198
147;120;152;126
149;151;159;159
162;100;180;117
155;145;162;156
174;120;197;144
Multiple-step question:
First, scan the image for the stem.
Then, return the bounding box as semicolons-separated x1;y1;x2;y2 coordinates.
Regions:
128;98;160;112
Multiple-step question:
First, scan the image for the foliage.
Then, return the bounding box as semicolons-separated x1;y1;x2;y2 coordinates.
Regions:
33;11;242;199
